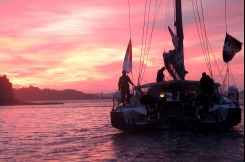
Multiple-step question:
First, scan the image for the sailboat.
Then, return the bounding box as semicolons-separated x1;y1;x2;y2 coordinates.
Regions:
110;0;242;132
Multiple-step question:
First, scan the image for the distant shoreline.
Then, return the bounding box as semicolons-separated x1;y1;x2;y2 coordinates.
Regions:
0;100;63;106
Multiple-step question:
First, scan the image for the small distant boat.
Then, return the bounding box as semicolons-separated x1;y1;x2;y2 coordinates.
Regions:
110;0;242;132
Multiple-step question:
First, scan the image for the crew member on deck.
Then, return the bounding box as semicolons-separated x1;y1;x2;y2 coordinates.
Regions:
156;67;166;82
200;72;214;96
118;70;135;105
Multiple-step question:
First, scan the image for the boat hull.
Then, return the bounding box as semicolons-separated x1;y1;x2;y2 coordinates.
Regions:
110;108;241;132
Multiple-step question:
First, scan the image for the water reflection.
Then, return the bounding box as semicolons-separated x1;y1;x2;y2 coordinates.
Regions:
0;100;243;161
110;126;244;161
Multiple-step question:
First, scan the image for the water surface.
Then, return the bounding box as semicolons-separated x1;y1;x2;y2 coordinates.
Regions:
0;99;243;161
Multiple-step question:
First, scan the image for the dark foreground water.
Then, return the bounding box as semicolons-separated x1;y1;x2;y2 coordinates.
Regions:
0;99;244;162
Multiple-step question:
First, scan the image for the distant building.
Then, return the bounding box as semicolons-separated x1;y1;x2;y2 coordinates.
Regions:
0;75;13;101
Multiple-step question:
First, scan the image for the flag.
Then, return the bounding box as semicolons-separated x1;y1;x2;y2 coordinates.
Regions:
223;33;242;63
123;39;132;74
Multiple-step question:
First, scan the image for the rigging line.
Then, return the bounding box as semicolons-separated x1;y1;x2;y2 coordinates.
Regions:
130;41;134;84
192;0;212;75
214;62;226;94
165;73;172;81
191;1;208;70
141;0;152;78
221;68;228;91
133;62;147;82
164;1;167;51
203;26;224;82
228;63;237;87
225;0;228;32
165;0;173;52
146;0;162;57
173;0;176;25
199;0;223;83
132;64;138;74
164;0;170;51
214;63;226;80
221;63;230;92
138;0;148;85
139;1;150;84
191;1;206;60
197;0;223;83
167;0;173;50
142;0;162;80
127;0;133;84
128;0;132;38
196;0;211;73
208;40;225;83
133;64;148;83
142;0;161;83
139;0;152;84
133;65;148;83
194;0;210;72
199;0;213;75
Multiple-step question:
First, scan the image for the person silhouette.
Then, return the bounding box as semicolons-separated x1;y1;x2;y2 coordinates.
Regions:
118;70;135;105
200;72;214;96
156;67;166;82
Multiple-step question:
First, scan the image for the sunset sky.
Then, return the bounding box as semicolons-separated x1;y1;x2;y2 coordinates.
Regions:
0;0;244;93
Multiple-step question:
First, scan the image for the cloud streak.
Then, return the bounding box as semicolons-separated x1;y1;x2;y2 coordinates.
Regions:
0;0;244;93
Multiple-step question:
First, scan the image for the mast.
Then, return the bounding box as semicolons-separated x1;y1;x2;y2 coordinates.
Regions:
163;0;187;80
175;0;184;65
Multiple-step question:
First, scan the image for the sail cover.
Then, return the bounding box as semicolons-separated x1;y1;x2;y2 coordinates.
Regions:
223;33;242;63
123;39;132;74
168;26;178;49
163;50;186;80
163;26;187;80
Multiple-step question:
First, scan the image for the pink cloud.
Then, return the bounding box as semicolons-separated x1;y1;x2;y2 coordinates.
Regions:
0;0;243;93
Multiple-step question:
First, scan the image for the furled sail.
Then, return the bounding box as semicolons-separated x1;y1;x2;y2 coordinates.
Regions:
223;33;242;63
163;48;187;80
123;39;132;74
163;0;187;80
168;26;178;49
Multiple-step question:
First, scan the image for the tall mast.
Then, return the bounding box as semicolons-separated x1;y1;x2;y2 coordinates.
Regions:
175;0;184;65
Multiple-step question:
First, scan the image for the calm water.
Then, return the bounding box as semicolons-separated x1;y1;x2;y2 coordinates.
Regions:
0;99;244;162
